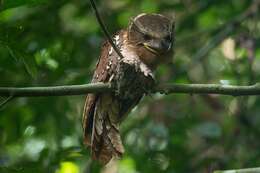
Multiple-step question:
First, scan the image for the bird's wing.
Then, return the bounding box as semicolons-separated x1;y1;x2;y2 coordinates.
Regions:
82;40;111;146
82;31;125;164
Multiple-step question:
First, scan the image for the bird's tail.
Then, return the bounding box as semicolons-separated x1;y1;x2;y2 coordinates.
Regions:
83;94;124;164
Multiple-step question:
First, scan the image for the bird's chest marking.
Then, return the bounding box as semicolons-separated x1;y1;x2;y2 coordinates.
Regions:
121;45;154;78
111;45;155;99
104;34;155;99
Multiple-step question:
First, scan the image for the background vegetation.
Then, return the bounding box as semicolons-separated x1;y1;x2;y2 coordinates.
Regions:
0;0;260;172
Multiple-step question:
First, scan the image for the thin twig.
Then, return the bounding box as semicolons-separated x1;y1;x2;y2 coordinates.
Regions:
192;26;233;62
89;0;125;60
1;83;260;97
0;95;14;109
192;0;260;63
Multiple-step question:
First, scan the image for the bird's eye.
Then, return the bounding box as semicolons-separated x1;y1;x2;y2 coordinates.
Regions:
143;34;152;40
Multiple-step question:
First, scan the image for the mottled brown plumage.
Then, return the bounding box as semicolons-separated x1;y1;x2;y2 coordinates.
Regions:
82;13;174;164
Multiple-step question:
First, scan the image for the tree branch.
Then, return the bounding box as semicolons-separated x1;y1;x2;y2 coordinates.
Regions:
0;83;260;97
0;83;112;97
156;83;260;96
214;167;260;173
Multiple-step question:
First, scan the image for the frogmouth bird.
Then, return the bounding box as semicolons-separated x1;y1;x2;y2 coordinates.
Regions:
82;13;174;164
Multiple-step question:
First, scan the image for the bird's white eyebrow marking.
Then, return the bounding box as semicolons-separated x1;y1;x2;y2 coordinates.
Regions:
134;13;147;21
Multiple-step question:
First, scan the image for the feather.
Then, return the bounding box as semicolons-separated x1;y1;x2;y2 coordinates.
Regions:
83;31;127;164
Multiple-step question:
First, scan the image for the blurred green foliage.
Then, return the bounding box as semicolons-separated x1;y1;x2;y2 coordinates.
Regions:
0;0;260;173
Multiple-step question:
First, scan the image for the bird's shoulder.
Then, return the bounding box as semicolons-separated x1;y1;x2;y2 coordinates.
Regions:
92;30;127;83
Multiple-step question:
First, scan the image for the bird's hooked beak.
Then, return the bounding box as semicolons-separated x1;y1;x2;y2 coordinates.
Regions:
143;39;172;55
143;43;160;55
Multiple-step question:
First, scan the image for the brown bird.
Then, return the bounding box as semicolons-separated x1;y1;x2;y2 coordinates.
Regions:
82;13;174;164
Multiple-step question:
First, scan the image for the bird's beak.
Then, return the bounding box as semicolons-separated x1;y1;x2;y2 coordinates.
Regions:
143;43;159;55
143;40;172;55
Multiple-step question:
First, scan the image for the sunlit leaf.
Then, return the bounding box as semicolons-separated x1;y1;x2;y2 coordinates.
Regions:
119;157;136;173
55;161;79;173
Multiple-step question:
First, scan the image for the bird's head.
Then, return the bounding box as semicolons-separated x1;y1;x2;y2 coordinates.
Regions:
127;13;174;68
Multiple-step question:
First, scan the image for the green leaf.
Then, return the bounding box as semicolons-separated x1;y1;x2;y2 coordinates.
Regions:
7;45;38;79
20;54;38;79
1;0;48;11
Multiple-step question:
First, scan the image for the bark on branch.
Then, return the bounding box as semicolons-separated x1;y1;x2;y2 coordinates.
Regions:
214;167;260;173
156;83;260;96
0;83;260;97
0;83;112;97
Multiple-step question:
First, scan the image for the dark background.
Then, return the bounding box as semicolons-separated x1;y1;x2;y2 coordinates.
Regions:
0;0;260;172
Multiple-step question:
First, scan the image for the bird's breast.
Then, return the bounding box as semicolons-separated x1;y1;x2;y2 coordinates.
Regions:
111;47;155;100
